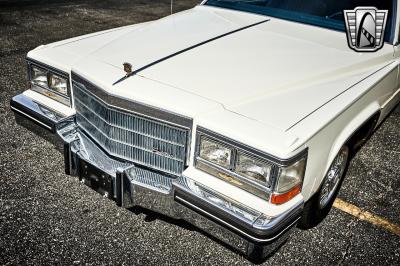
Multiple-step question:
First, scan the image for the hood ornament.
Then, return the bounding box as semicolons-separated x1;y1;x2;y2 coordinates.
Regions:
123;62;133;76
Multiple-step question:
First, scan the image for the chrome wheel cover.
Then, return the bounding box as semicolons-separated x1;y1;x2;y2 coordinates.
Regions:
319;147;349;209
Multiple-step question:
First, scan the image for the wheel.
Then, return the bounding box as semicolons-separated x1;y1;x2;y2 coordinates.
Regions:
298;145;350;229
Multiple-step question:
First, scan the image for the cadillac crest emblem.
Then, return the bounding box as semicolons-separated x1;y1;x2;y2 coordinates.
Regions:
123;62;133;75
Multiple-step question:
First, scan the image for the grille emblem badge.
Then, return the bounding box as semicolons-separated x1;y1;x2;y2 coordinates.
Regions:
152;148;174;159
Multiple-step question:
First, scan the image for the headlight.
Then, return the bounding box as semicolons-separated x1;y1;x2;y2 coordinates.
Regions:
235;151;272;187
199;137;233;168
31;66;48;88
195;127;307;204
28;60;71;106
48;73;68;95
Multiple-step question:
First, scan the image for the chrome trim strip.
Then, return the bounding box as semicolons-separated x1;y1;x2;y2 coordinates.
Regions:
175;195;300;243
11;106;52;131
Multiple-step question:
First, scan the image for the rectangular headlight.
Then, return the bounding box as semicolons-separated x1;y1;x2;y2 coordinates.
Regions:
31;66;48;88
48;73;68;95
235;151;272;188
195;127;307;204
199;136;233;168
28;60;71;106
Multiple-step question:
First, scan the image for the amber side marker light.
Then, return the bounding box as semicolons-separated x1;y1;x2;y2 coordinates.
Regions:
271;185;302;205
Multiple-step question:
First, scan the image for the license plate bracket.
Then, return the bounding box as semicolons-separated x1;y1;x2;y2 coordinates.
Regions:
79;159;113;199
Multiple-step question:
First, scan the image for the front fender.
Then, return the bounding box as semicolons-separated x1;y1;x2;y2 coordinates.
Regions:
324;102;380;182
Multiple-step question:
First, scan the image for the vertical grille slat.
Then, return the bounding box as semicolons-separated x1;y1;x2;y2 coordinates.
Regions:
72;77;190;176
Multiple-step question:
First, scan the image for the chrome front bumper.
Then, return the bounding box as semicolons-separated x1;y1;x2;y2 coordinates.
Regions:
11;93;303;260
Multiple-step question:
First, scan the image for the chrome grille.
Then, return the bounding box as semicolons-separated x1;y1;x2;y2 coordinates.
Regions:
72;74;191;176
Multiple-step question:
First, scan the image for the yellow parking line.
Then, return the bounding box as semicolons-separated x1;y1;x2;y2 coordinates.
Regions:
333;198;400;236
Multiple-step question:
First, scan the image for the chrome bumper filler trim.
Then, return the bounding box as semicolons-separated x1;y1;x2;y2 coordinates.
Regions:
11;93;304;259
10;94;67;133
10;94;73;151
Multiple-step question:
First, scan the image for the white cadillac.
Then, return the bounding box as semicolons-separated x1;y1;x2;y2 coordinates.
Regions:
11;0;400;261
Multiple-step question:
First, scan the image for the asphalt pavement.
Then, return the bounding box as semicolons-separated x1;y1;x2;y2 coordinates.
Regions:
0;1;399;265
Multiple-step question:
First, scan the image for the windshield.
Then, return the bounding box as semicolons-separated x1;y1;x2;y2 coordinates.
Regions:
205;0;395;43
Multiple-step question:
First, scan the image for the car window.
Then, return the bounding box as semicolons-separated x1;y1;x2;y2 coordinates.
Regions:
205;0;395;43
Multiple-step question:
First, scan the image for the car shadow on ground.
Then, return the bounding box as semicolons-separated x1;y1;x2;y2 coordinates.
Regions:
127;205;288;264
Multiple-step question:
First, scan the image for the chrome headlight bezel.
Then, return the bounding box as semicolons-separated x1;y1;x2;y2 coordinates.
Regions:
195;127;308;203
27;59;71;106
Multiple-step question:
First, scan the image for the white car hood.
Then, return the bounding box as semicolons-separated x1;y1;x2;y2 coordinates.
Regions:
89;7;265;74
31;5;394;132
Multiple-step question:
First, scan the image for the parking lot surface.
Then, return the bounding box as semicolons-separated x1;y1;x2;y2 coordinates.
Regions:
0;1;399;265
